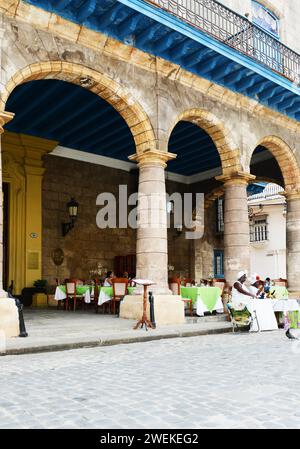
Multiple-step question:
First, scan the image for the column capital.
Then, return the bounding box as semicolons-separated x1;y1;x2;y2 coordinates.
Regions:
216;171;256;186
129;149;176;168
0;111;14;133
282;190;300;201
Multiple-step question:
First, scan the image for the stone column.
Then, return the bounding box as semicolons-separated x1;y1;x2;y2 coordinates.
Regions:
286;192;300;294
216;172;255;286
129;150;176;293
0;111;19;338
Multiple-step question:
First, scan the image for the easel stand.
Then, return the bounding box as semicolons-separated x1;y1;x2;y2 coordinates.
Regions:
134;284;155;331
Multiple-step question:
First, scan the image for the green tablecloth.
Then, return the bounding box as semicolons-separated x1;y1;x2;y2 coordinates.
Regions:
180;286;222;312
99;286;135;297
58;285;90;295
270;286;289;299
59;285;135;297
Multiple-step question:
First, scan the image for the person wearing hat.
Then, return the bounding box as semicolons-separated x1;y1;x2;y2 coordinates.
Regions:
232;272;278;331
231;271;256;306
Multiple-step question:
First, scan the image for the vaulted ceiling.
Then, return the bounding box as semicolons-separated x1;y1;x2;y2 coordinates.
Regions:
5;79;222;176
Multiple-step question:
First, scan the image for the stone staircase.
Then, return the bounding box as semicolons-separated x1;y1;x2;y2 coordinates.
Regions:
186;313;229;324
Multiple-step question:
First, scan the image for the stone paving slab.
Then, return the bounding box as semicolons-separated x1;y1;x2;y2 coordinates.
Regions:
2;308;232;355
0;331;299;429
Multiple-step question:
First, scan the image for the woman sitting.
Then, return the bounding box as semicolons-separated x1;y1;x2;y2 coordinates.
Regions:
231;271;256;305
231;271;277;332
103;271;114;286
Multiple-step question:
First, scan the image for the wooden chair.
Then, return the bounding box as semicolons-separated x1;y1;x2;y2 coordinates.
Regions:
183;278;195;287
169;277;193;317
111;278;129;315
65;279;84;311
273;278;288;287
213;278;226;295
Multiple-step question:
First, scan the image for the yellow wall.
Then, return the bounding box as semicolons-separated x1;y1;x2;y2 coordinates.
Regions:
2;132;57;294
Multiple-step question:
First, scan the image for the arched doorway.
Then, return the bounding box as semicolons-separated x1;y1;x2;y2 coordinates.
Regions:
166;112;238;283
249;138;300;284
2;64;154;297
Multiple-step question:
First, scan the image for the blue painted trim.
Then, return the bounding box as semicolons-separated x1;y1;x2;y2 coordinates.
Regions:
118;0;299;94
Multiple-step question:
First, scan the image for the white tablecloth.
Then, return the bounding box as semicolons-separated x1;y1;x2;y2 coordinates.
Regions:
98;289;112;306
54;286;91;303
235;298;278;332
196;296;224;317
272;299;300;313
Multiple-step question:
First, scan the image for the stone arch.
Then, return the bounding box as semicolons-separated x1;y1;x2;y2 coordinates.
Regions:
252;136;300;194
1;61;156;155
167;109;241;176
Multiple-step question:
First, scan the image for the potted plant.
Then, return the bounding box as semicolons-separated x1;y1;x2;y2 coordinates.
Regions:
33;279;48;292
30;279;48;308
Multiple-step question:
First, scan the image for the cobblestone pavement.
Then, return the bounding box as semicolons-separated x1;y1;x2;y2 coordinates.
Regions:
0;330;300;429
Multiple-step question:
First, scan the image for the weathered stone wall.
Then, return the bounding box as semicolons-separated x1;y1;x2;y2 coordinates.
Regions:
1;4;300;288
1;10;300;181
166;179;193;279
42;157;218;285
42;156;197;285
42;155;138;285
193;202;225;282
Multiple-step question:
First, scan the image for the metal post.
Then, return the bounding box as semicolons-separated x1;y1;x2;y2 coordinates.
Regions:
149;291;156;329
8;292;28;337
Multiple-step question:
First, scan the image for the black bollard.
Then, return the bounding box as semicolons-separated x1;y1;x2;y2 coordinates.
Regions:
148;291;156;329
8;292;28;337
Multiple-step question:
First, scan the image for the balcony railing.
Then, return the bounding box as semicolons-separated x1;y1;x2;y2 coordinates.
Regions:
144;0;300;85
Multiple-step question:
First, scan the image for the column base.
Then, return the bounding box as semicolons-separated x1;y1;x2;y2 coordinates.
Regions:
286;290;300;298
0;297;19;338
120;295;185;326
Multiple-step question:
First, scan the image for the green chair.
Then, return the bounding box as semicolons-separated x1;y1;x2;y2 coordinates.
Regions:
227;303;253;333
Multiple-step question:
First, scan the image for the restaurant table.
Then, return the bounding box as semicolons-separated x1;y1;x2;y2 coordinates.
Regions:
55;285;135;305
181;286;223;317
272;298;300;313
54;285;91;303
97;286;135;306
269;286;289;300
238;298;278;332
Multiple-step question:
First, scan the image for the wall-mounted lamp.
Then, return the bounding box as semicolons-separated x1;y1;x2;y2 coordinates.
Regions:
62;197;79;237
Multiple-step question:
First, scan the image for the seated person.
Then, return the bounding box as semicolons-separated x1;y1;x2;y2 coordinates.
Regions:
232;272;277;331
264;277;271;294
103;271;114;286
231;271;256;306
249;277;265;299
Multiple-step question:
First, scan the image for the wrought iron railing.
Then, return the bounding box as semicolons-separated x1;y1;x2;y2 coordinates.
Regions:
144;0;300;85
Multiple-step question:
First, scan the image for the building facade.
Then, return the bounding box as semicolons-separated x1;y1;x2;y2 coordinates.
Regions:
0;0;300;303
248;183;286;280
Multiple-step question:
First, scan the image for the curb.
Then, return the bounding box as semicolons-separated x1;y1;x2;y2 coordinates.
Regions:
2;326;232;356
